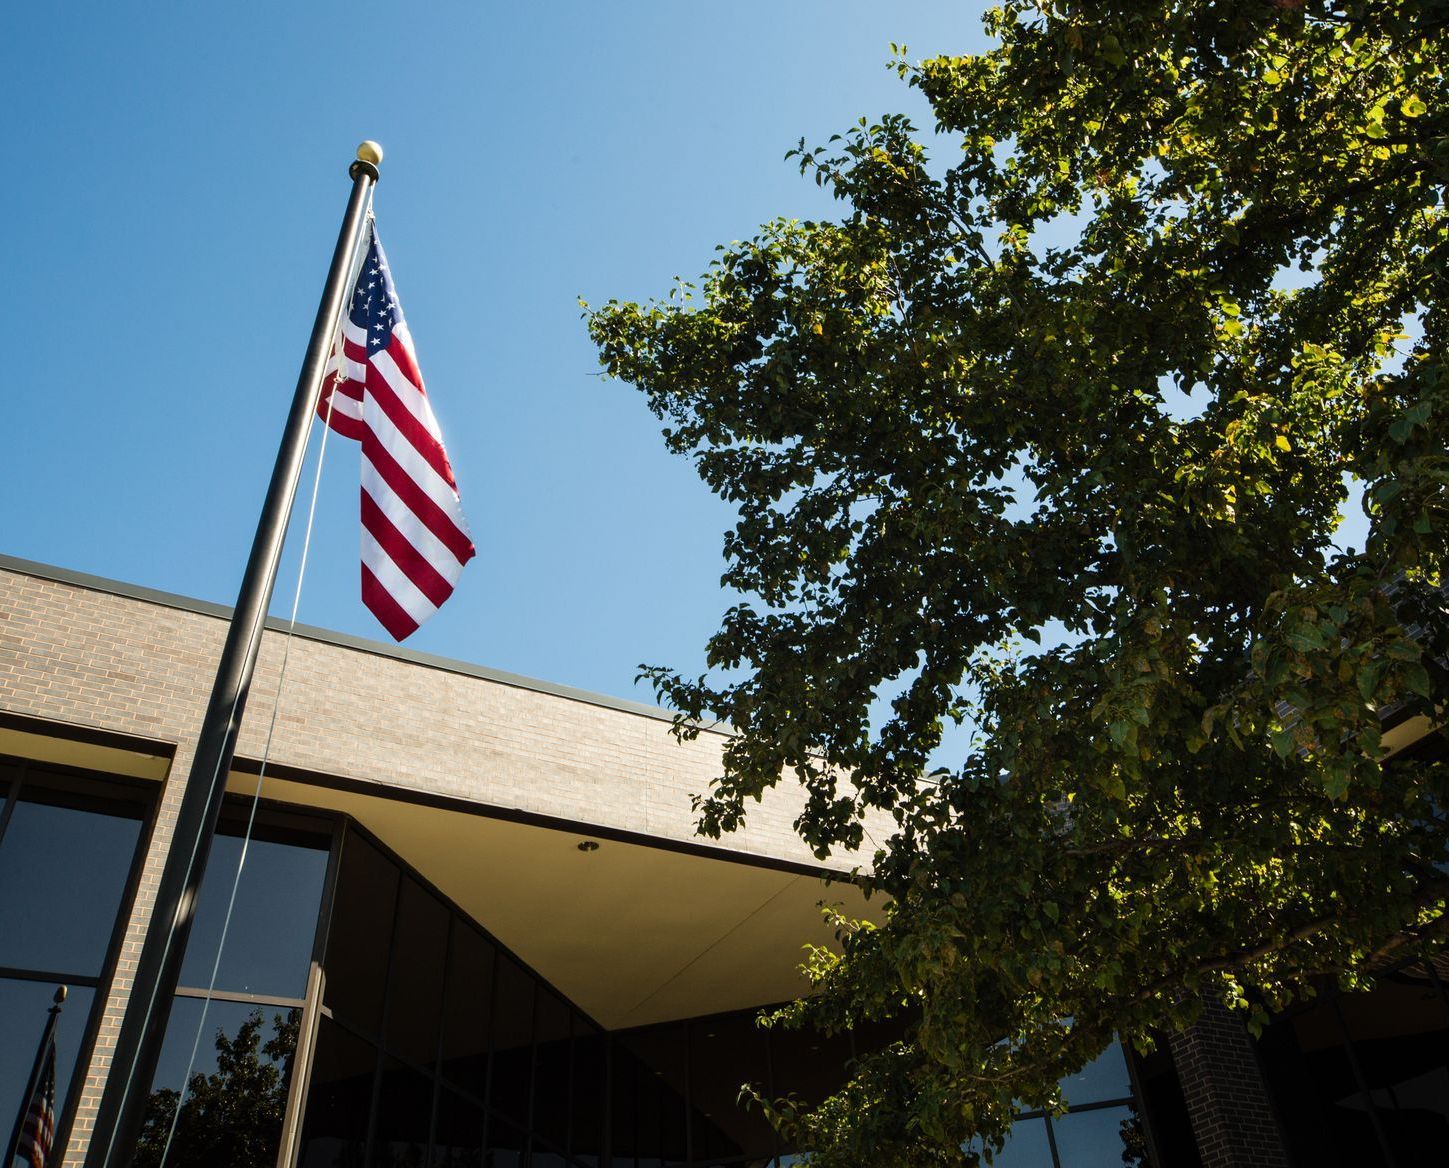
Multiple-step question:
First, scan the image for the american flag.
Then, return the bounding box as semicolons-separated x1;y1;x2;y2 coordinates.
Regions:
318;220;475;640
14;1038;55;1168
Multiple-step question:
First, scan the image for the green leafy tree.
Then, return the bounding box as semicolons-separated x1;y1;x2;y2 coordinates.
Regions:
132;1010;299;1168
588;1;1448;1162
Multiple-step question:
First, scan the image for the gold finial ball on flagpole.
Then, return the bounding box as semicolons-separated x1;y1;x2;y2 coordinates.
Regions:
356;140;384;166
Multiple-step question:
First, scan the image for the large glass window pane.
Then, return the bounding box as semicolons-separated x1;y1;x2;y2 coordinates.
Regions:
1337;971;1449;1163
979;1116;1054;1167
570;1018;607;1167
690;1014;776;1163
0;792;142;974
611;1037;644;1167
432;1086;485;1168
1051;1105;1136;1168
1256;996;1387;1166
178;824;329;999
767;1023;854;1111
483;1111;527;1168
438;925;495;1097
372;1055;435;1168
532;989;572;1156
384;878;449;1066
324;831;399;1037
488;956;534;1126
0;978;94;1145
134;998;299;1168
298;1017;378;1168
1129;1042;1202;1168
618;1025;689;1168
1060;1043;1132;1108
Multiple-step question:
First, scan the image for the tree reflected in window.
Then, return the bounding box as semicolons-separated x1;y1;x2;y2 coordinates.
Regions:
133;1008;300;1168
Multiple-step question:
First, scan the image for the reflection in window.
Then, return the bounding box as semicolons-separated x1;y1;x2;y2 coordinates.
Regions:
179;824;329;999
0;978;96;1144
1051;1105;1137;1168
0;784;144;973
133;1005;300;1168
0;762;149;1154
982;1115;1053;1166
141;808;330;1168
1060;1044;1131;1108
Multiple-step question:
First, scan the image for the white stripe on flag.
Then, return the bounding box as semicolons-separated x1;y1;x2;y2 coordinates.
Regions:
361;460;468;579
361;526;438;626
362;395;472;534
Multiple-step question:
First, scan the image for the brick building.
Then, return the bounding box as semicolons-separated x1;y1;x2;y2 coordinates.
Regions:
2;553;1446;1168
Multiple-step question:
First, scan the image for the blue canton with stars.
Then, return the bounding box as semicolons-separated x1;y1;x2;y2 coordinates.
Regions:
348;224;404;355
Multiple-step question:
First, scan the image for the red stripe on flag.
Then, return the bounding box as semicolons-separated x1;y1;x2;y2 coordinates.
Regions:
362;564;420;641
361;433;475;566
365;353;459;489
317;374;368;440
360;489;455;608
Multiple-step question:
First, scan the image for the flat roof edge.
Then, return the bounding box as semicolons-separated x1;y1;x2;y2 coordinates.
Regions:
0;552;725;733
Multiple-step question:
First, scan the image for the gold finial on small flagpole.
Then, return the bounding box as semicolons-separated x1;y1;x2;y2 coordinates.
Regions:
351;140;384;181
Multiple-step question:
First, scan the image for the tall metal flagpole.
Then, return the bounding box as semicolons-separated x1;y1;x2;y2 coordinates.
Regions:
82;141;383;1168
3;985;66;1167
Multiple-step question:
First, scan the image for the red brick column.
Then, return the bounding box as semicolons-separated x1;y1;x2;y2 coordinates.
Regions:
1167;999;1291;1168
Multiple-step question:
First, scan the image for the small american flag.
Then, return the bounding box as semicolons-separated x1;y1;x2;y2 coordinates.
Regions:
14;1039;55;1168
318;220;475;640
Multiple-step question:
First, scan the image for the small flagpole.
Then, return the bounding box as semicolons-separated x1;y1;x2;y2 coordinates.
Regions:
82;142;384;1168
3;985;65;1168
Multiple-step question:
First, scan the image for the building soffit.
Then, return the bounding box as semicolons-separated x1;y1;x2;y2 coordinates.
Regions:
225;768;879;1030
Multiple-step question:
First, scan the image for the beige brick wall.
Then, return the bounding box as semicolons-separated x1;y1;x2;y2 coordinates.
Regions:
0;562;855;1165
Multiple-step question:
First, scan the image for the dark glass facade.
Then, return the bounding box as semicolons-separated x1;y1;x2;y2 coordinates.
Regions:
0;757;150;1151
1256;962;1449;1168
290;824;854;1168
130;811;883;1168
18;757;1449;1168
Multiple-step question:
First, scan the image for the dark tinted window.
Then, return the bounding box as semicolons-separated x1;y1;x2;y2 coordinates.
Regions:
438;924;495;1096
690;1014;775;1162
1060;1043;1132;1108
178;826;329;998
0;792;143;973
0;979;94;1141
1051;1105;1137;1167
324;830;399;1036
532;989;572;1154
571;1019;608;1165
619;1025;689;1167
489;956;534;1125
432;1086;484;1168
373;1055;436;1168
138;1000;299;1168
484;1111;527;1168
768;1022;854;1111
384;878;449;1066
298;1017;377;1168
985;1116;1054;1166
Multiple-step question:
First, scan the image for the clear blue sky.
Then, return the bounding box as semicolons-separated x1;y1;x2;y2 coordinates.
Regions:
3;2;989;702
